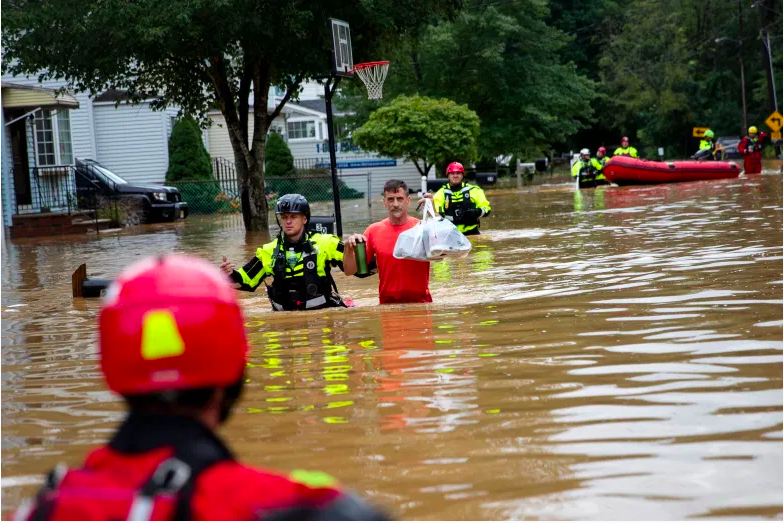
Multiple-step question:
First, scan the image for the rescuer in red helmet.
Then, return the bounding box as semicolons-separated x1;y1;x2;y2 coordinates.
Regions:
11;255;387;521
591;147;609;185
431;162;492;235
613;137;639;158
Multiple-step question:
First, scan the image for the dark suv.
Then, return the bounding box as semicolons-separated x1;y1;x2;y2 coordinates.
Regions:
75;159;188;223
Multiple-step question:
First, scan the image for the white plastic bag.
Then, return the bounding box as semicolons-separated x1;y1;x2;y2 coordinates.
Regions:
393;200;472;261
392;221;427;260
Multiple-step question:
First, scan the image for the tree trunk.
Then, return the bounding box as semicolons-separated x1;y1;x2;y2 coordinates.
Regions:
225;116;267;232
208;53;300;232
244;155;269;232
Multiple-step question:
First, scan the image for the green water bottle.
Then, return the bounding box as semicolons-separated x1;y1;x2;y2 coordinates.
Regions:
354;240;369;276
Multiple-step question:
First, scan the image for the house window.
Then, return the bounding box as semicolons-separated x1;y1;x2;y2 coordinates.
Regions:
34;109;74;166
287;121;316;140
56;111;73;165
269;123;285;135
274;86;285;97
35;110;56;166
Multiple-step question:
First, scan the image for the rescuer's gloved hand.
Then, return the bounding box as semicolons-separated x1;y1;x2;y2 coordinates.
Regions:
463;208;483;223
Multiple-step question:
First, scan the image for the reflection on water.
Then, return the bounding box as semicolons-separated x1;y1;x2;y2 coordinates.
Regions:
2;164;782;519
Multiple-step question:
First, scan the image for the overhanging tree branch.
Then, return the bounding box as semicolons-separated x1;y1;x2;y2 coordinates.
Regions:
270;74;303;122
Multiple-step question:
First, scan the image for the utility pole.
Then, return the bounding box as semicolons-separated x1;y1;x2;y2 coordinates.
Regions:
738;0;748;134
763;31;778;113
753;0;779;114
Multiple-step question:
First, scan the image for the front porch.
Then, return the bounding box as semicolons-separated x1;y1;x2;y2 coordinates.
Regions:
2;83;86;235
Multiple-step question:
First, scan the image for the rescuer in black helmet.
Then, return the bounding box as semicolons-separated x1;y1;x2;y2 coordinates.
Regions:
220;194;358;311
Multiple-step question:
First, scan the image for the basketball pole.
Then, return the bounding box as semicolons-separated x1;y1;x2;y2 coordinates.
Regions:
323;76;343;237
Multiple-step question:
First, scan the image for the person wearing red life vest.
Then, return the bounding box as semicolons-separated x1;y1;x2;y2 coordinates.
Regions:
738;126;768;175
11;255;388;521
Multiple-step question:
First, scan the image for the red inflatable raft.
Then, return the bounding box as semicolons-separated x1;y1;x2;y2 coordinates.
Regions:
603;156;740;186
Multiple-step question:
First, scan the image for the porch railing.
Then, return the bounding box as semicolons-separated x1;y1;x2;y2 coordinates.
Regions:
12;165;76;215
11;165;104;226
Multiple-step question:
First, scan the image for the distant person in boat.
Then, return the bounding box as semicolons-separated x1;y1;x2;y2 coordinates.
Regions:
693;129;717;160
591;147;609;185
220;194;356;311
572;148;597;189
692;129;724;161
431;161;492;236
738;126;768;174
613;137;639;158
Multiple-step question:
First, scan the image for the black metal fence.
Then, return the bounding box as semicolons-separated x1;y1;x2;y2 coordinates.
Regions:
9;164;130;230
171;158;371;216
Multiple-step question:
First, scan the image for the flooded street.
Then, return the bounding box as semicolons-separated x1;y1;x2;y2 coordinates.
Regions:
2;165;782;519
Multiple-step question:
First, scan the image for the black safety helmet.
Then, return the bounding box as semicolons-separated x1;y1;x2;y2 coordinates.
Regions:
275;194;311;222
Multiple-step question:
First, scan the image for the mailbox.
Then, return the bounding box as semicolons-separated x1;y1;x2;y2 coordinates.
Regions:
309;216;335;235
474;172;497;185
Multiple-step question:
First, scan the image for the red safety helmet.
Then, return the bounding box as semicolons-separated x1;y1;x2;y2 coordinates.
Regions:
621;136;629;143
446;162;465;174
99;255;248;396
598;147;607;154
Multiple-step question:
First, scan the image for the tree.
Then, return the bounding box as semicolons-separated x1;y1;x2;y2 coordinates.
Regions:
264;133;296;178
338;0;596;157
353;95;479;176
166;117;213;182
2;0;459;232
565;0;782;156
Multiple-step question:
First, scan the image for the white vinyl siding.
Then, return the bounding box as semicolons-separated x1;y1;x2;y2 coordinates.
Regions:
0;75;95;161
2;111;12;226
207;112;289;162
93;102;169;184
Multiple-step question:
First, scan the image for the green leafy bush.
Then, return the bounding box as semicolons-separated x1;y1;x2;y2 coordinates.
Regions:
166;116;213;182
265;132;296;177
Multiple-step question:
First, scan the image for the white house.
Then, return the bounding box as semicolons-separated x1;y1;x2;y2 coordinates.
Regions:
1;73;427;229
207;94;427;198
1;74;186;227
1;82;81;227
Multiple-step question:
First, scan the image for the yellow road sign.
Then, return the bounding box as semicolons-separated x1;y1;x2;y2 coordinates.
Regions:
693;127;710;138
772;131;782;141
765;111;782;132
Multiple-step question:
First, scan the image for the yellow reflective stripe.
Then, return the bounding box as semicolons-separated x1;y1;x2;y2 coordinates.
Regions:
458;223;479;233
321;234;344;264
141;310;185;360
433;187;447;213
237;246;272;289
289;469;339;489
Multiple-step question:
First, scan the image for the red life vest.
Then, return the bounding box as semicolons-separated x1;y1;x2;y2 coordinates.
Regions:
739;136;764;174
11;414;386;521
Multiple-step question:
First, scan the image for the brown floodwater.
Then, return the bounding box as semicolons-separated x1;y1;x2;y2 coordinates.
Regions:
2;163;783;520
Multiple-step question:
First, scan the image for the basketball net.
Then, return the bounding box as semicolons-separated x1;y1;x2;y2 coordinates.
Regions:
352;61;389;100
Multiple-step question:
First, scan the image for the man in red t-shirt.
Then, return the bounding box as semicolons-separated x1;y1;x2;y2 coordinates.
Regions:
345;180;432;304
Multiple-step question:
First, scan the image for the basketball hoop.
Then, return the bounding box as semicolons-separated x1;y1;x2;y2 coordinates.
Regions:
351;61;389;100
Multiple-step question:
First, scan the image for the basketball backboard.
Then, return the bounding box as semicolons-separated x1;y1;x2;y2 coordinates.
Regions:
330;18;353;77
